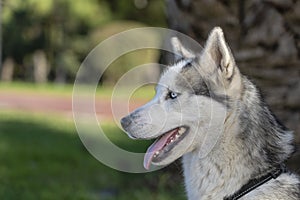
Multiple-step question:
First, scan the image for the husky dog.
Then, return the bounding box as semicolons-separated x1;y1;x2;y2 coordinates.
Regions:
121;27;300;200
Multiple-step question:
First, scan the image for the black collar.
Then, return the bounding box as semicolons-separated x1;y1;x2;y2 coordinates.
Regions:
224;164;287;200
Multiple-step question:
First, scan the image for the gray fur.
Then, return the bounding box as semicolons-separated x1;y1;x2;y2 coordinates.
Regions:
121;27;300;199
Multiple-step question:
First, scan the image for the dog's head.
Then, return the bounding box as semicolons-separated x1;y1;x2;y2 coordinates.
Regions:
121;27;242;169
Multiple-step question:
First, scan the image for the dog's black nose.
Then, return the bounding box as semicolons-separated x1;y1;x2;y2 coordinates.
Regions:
120;116;131;129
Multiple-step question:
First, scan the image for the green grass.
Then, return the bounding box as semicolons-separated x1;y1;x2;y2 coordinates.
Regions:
0;111;185;200
0;82;156;100
0;82;74;96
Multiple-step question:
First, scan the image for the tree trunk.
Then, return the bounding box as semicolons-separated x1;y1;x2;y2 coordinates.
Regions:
1;57;14;82
33;50;49;83
166;0;300;170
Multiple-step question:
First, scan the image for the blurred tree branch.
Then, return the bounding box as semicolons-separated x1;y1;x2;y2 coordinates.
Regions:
0;0;2;77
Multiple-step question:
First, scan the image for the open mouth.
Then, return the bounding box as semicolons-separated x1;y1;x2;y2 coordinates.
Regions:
144;126;189;170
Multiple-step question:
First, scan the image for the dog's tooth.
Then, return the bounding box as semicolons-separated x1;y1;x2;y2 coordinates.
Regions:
178;128;185;135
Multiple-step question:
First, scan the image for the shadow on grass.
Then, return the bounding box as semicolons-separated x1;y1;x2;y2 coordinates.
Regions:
0;115;185;200
4;113;298;200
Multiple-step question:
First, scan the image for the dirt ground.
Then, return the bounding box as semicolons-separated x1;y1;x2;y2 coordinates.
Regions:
0;91;146;119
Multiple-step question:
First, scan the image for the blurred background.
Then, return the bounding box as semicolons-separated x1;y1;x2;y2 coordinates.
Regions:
0;0;299;199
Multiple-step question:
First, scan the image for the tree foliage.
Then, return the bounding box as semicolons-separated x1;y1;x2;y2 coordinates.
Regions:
1;0;165;83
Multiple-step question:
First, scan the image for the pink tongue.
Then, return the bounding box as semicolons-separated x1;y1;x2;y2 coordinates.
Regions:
144;129;178;170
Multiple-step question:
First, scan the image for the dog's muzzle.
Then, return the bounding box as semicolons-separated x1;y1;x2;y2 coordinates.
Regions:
120;116;131;130
120;115;138;139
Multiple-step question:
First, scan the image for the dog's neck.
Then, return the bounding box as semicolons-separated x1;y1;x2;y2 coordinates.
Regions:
182;78;294;200
182;118;252;200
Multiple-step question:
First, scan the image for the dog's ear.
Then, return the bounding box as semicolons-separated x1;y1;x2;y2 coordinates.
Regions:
171;37;195;61
203;27;236;81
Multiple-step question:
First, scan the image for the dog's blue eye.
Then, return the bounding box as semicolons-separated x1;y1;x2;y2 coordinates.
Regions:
169;91;178;99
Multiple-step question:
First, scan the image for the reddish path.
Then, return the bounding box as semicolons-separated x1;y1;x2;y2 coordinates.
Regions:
0;91;146;120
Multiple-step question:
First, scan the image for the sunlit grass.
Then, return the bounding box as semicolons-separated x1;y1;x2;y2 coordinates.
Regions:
0;82;156;100
0;82;74;96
